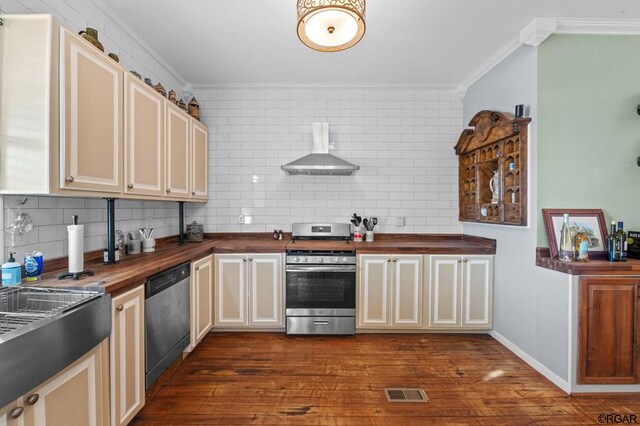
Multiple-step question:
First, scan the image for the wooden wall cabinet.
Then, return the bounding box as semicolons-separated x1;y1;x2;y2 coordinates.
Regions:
454;111;531;226
214;254;283;328
190;120;208;200
428;255;493;329
124;74;164;197
60;27;123;194
0;340;109;426
188;255;214;351
578;277;640;384
358;255;423;329
0;15;209;203
165;102;191;199
110;285;145;426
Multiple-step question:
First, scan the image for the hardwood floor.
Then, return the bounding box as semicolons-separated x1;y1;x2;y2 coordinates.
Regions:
132;333;640;425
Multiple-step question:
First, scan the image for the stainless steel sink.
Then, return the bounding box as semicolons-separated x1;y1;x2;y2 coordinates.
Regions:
0;286;111;408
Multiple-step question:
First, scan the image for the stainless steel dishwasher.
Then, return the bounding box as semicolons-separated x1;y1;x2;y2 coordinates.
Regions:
145;262;190;388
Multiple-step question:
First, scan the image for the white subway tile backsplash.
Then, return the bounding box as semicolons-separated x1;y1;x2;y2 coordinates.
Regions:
198;87;462;234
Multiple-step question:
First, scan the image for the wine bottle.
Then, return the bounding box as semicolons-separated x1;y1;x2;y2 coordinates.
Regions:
607;221;621;262
558;214;574;262
574;227;589;262
617;221;627;261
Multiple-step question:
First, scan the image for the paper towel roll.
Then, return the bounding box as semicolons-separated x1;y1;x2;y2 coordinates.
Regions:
68;224;84;273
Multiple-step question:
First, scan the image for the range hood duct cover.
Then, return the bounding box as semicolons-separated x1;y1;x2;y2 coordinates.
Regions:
281;122;359;176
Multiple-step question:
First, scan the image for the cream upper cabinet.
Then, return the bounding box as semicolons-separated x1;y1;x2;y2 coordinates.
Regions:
124;74;164;196
358;255;423;329
215;254;283;328
165;102;190;198
189;255;214;350
110;285;145;426
0;398;23;426
60;28;122;194
190;120;208;200
23;340;109;426
428;255;493;330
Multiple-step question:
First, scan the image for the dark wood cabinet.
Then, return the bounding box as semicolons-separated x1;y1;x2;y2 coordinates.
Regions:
578;277;640;384
454;111;531;226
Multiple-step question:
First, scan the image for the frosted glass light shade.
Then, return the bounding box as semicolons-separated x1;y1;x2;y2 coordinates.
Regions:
297;0;366;52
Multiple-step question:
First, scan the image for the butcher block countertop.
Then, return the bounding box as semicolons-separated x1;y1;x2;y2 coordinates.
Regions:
536;247;640;276
32;233;496;295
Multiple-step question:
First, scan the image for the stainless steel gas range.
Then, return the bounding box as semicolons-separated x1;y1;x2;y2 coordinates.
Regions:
285;223;356;335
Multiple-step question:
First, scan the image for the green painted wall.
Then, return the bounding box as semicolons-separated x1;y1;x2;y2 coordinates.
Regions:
537;34;640;245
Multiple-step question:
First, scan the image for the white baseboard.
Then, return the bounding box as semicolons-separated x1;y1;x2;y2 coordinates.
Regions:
489;330;571;394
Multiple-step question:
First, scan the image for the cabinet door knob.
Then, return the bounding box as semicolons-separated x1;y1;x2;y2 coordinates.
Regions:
243;257;247;262
457;259;462;263
166;188;171;193
463;258;468;263
65;176;75;183
195;266;200;271
116;304;124;312
392;258;398;262
387;258;391;262
127;183;134;189
26;393;40;405
8;406;24;419
192;191;196;195
248;257;253;262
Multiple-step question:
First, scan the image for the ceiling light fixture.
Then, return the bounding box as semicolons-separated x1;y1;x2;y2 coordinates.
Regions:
297;0;366;52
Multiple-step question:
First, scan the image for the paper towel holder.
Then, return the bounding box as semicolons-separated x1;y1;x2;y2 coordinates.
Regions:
58;215;95;280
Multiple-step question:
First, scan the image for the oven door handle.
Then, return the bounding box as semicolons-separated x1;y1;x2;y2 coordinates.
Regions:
286;265;356;273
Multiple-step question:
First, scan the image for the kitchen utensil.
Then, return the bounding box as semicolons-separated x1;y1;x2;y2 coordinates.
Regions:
139;228;154;239
354;214;362;225
350;218;358;227
372;217;378;229
363;218;369;231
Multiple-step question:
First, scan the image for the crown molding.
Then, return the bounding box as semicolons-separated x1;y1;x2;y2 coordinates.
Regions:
458;17;640;93
519;17;557;46
457;34;521;94
555;18;640;35
191;82;459;92
90;0;189;88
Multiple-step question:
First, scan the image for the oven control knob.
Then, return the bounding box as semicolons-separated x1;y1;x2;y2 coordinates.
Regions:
293;257;299;263
342;257;349;263
303;257;308;263
318;258;324;263
334;257;340;263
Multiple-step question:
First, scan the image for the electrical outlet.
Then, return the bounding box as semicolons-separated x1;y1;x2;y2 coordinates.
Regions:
395;216;406;227
238;214;245;224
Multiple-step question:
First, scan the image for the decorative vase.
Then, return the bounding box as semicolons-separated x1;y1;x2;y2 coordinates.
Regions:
188;97;200;120
178;99;187;110
78;27;104;51
153;83;166;97
144;78;152;86
168;90;177;104
108;53;119;63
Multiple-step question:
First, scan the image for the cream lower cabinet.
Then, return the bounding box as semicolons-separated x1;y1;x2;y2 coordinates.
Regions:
187;255;214;351
0;340;109;426
214;254;283;328
428;255;493;329
110;285;145;426
358;255;423;329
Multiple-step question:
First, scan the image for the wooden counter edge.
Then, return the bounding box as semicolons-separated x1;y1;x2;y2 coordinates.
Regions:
536;247;640;276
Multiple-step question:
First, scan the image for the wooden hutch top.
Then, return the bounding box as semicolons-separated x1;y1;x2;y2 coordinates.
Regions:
455;110;531;226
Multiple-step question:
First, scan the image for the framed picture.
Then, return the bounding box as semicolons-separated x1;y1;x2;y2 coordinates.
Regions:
542;209;608;259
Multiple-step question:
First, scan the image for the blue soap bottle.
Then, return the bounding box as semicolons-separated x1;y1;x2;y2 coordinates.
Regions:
2;252;22;286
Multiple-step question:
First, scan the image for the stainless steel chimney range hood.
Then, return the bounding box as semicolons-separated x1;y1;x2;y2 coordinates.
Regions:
281;122;359;176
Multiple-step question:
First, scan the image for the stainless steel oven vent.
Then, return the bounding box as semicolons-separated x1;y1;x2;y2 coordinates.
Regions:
281;122;359;176
384;388;429;403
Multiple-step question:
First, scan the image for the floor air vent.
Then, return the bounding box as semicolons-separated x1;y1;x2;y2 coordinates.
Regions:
384;388;428;403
